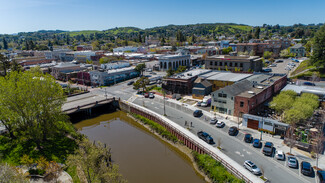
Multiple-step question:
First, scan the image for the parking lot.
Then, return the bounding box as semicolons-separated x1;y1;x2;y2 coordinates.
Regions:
263;58;301;75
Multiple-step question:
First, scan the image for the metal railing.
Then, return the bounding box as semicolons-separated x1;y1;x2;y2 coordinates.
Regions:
122;100;253;183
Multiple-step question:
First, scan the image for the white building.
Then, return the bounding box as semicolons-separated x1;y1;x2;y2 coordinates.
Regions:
158;54;191;71
113;46;138;53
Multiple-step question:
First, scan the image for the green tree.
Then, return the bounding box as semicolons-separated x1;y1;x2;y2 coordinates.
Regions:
10;59;23;73
92;41;100;51
0;71;74;150
166;68;175;77
133;76;149;92
0;54;10;76
2;37;8;50
175;65;186;73
254;27;260;39
66;138;126;183
311;25;325;69
270;90;297;114
134;63;146;76
263;51;273;59
222;47;233;54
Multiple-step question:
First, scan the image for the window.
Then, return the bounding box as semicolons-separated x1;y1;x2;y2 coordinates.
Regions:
225;62;228;66
210;61;213;65
218;93;222;97
222;94;227;98
219;62;222;66
215;61;218;66
230;62;233;67
240;63;243;67
235;63;238;67
240;101;244;107
264;122;273;126
231;97;234;100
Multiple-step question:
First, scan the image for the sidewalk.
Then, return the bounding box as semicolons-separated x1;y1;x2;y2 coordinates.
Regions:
152;93;325;170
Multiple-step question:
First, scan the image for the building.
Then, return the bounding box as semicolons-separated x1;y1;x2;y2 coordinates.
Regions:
290;44;306;57
211;73;287;116
236;43;268;56
158;54;191;71
205;55;263;72
89;67;139;86
237;39;291;57
192;78;213;99
242;114;289;135
51;62;85;81
162;69;211;95
199;71;252;91
76;45;92;51
100;61;130;70
113;46;138;53
282;84;325;102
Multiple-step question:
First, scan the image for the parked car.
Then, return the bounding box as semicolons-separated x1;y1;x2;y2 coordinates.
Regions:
197;131;214;144
275;150;285;160
144;93;149;98
270;63;277;67
285;66;291;71
127;81;134;85
262;142;274;156
287;156;298;168
196;101;202;106
252;139;262;148
193;110;203;117
216;121;225;128
301;161;313;176
243;160;261;175
317;170;325;183
201;98;211;107
149;93;155;99
303;81;316;86
262;68;272;72
209;118;218;125
228;126;238;136
275;60;283;63
244;133;253;143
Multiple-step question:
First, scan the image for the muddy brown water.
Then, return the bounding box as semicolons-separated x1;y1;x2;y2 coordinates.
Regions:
74;111;206;183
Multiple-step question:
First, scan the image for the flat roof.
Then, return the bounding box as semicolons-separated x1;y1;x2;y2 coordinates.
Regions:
282;84;325;95
207;55;260;60
203;71;252;82
169;69;211;80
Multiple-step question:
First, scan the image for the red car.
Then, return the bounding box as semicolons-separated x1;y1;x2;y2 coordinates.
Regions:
144;93;149;98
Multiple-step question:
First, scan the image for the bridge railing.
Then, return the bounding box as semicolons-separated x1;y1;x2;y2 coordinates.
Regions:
122;100;256;183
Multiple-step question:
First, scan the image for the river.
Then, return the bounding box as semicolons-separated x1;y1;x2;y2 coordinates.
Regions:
74;111;206;183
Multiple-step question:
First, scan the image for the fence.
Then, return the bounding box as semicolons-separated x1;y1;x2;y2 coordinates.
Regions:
119;100;259;183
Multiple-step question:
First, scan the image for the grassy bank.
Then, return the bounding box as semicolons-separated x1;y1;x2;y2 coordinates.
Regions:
132;113;178;142
192;152;244;183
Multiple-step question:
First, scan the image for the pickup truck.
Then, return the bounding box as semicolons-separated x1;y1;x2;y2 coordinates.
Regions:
263;142;274;156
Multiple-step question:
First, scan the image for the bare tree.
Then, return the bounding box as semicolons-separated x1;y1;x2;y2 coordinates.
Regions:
312;127;325;168
217;138;222;149
0;54;10;76
286;124;297;154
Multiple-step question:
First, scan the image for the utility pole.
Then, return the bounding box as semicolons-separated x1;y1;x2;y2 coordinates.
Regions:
163;89;166;116
104;88;107;100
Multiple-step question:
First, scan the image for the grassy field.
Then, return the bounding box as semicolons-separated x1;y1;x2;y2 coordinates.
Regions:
64;30;102;36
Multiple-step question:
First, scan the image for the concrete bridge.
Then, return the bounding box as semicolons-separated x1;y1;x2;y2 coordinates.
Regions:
62;92;115;114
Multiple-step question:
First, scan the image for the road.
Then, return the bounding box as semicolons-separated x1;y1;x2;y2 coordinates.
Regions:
133;96;315;183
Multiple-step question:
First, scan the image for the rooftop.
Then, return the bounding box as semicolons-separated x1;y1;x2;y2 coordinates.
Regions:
206;55;260;61
201;71;252;82
168;69;211;80
282;84;325;96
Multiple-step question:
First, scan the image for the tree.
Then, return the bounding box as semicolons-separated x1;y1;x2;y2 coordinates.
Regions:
2;37;8;50
312;122;325;168
66;138;126;183
0;71;74;151
133;76;149;92
134;63;146;76
311;25;325;69
175;65;186;73
222;47;233;54
263;51;273;59
270;90;297;116
138;33;142;43
10;59;23;73
92;41;100;51
280;49;290;58
0;54;10;76
166;68;175;77
254;27;260;39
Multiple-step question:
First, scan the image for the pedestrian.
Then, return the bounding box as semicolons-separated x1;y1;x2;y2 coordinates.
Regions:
191;122;193;127
185;121;187;126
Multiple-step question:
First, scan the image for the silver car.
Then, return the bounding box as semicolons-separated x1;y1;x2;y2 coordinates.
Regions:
287;156;298;168
275;150;285;160
244;160;261;175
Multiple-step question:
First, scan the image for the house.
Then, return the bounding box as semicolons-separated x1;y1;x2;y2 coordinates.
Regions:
51;62;85;81
192;78;212;99
205;55;263;72
220;40;230;49
162;69;211;95
290;44;306;57
158;54;191;71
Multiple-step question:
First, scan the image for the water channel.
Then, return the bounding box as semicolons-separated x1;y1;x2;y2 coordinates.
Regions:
74;111;206;183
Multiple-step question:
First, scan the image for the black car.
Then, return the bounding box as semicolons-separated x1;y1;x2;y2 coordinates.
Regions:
193;110;203;117
197;131;214;144
301;161;313;176
228;126;238;136
317;170;325;183
244;133;253;143
127;81;134;85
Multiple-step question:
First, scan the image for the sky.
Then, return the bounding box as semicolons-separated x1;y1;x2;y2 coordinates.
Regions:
0;0;324;34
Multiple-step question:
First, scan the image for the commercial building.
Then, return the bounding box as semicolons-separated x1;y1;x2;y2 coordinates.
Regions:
237;39;291;57
158;54;191;71
192;78;213;99
51;62;85;81
205;55;263;72
211;73;287;116
113;46;138;53
89;67;139;86
162;69;211;95
100;61;130;70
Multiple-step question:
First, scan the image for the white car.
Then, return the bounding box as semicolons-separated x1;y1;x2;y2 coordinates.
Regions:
201;102;208;107
243;160;261;175
275;150;285;160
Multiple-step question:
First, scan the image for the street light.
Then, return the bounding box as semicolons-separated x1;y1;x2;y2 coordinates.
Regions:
163;88;166;116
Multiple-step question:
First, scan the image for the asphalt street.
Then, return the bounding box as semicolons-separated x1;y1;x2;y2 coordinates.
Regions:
133;97;315;183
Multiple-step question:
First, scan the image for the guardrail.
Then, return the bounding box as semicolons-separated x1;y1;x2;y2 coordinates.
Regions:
121;100;254;183
63;98;114;113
